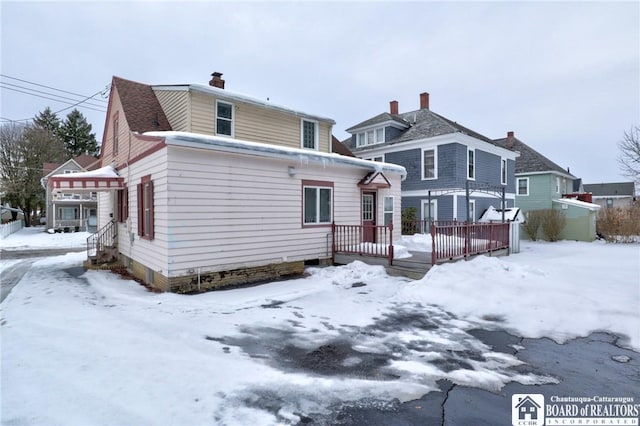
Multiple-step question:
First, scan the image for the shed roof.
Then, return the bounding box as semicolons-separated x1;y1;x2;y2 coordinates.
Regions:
331;135;355;157
583;182;635;197
145;131;407;179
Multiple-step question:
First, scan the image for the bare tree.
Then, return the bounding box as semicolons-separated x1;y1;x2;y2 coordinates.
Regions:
618;126;640;186
0;122;66;225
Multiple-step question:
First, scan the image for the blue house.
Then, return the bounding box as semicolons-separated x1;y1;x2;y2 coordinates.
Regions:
344;92;519;224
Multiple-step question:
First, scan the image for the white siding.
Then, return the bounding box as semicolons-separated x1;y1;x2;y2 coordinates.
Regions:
164;145;402;277
117;148;169;275
97;192;114;231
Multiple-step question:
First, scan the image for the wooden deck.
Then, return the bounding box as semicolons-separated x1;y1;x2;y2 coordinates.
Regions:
334;247;510;280
334;251;432;280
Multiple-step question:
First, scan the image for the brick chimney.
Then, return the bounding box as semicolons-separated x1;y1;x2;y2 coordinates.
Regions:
209;72;225;89
390;100;399;115
507;131;515;148
420;92;429;109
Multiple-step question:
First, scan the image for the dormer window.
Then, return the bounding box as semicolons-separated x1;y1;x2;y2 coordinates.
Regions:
216;100;234;137
301;119;318;150
355;127;385;147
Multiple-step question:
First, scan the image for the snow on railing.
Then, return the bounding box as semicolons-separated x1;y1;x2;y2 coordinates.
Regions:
431;221;510;264
332;223;394;265
0;220;24;239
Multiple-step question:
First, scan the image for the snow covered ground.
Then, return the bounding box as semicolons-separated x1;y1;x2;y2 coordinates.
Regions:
0;226;89;250
0;234;638;425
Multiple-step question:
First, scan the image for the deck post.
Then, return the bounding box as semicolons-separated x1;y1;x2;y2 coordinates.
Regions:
431;221;436;265
331;222;336;264
388;223;393;266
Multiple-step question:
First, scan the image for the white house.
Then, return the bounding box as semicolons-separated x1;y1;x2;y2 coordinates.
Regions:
48;74;406;292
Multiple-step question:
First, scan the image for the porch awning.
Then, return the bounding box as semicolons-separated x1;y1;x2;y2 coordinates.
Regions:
358;171;391;189
48;165;124;193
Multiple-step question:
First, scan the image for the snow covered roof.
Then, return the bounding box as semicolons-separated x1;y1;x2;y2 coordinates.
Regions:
144;131;407;179
51;165;119;179
553;198;601;211
48;165;124;192
152;84;336;125
478;206;524;223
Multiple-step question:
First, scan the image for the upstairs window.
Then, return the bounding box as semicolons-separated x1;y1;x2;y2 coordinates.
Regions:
113;116;119;154
517;177;529;196
467;149;475;180
375;128;384;143
501;158;507;185
216;100;234;137
422;148;436;179
355;127;385;147
301;119;318;150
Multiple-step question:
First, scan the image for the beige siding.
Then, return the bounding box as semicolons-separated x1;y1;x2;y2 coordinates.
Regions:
117;148;169;276
154;89;189;132
164;145;401;277
189;91;332;152
189;91;215;135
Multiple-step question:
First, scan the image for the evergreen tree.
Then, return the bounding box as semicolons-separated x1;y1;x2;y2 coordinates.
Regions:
33;107;61;135
59;109;99;157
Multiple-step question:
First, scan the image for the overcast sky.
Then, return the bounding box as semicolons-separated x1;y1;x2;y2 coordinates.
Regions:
1;1;638;184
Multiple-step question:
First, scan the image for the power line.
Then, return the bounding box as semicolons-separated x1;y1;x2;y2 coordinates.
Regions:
0;81;108;109
0;74;107;103
0;85;107;113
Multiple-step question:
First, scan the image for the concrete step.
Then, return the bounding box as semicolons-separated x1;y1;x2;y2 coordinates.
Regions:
385;265;430;280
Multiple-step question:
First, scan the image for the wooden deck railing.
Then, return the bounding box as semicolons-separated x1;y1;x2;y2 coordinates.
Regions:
332;223;394;265
431;221;510;264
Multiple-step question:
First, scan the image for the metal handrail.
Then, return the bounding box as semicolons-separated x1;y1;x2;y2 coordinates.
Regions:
87;220;117;259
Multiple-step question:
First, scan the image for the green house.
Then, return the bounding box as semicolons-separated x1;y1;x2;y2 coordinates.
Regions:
494;132;600;241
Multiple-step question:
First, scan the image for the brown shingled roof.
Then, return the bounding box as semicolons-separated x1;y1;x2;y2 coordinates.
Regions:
332;135;355;157
112;76;172;133
74;154;100;170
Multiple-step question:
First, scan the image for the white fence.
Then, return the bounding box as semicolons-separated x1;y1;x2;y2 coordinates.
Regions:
0;220;24;239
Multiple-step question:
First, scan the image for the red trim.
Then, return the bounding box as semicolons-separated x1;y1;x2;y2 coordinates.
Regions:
48;176;124;190
137;183;143;236
99;81;117;160
138;175;154;240
112;111;120;155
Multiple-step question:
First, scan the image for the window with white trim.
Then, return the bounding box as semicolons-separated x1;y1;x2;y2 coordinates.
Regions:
303;182;332;225
301;119;318;150
375;128;384;143
355;127;385;147
383;196;393;226
517;177;529;196
501;158;507;185
467;148;475;180
468;200;476;223
216;100;234;137
422;199;437;223
555;177;561;193
422;148;436;179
